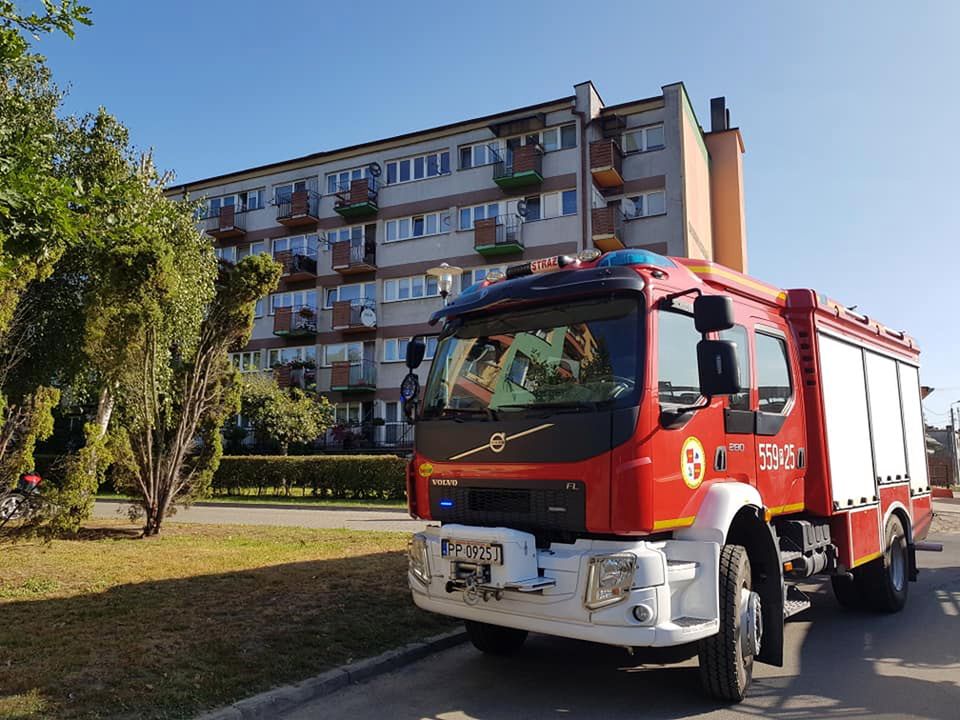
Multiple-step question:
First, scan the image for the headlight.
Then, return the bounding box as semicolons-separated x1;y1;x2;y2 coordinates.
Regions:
408;535;431;586
585;553;636;609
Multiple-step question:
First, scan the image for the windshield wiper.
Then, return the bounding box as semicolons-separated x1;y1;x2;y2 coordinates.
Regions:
495;400;601;417
434;407;500;422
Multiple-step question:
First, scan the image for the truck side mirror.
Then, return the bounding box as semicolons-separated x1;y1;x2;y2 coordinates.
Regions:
697;339;741;396
694;295;735;333
406;336;426;369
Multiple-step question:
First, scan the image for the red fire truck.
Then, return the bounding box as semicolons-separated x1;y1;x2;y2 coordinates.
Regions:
402;248;933;701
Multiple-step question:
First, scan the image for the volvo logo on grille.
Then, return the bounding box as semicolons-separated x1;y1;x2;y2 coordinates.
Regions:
431;478;458;486
489;432;507;453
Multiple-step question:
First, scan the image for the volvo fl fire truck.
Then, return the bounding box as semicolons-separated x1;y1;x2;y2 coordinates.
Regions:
402;248;933;701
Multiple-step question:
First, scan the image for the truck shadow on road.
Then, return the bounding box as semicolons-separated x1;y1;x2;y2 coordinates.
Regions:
381;561;960;720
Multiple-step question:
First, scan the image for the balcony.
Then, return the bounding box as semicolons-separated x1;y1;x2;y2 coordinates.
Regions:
204;206;246;239
334;177;379;219
274;363;316;391
332;298;377;333
591;206;625;252
274;250;317;281
493;144;543;191
474;216;523;257
330;359;377;393
276;190;320;227
589;139;624;188
272;305;318;337
331;238;377;275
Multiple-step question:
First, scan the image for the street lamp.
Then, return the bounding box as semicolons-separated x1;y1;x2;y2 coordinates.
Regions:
426;263;463;305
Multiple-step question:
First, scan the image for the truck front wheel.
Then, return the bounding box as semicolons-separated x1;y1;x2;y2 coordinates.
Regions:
698;544;758;702
464;620;528;656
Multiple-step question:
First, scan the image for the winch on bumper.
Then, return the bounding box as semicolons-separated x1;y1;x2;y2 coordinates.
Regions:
409;524;721;647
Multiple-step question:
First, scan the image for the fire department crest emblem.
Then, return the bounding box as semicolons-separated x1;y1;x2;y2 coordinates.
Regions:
680;437;706;489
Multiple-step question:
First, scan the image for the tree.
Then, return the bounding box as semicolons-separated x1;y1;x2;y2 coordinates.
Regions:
239;374;333;456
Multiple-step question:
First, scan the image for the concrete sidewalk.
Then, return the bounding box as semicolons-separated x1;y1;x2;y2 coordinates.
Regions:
93;499;427;532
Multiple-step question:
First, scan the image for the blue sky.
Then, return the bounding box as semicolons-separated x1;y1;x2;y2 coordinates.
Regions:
35;0;960;424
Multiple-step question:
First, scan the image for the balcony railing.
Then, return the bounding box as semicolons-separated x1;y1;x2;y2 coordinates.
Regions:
272;305;318;337
492;144;543;190
589;139;624;188
591;205;626;252
332;298;377;332
273;250;318;280
330;359;377;392
331;238;376;274
273;363;316;390
204;206;247;238
276;190;320;226
474;216;524;257
334;177;379;219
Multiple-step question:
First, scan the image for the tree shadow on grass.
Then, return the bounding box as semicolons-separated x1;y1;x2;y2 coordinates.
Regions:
0;550;453;720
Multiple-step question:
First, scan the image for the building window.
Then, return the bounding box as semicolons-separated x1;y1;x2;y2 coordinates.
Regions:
324;282;376;309
332;401;367;426
383;275;440;303
325;167;369;195
270;290;317;315
386;150;450;185
267;345;317;367
326;224;365;245
622;124;665;154
461;266;506;288
215;246;236;264
272;234;319;258
254;298;264;318
540;124;577;152
382;401;405;444
274;179;313;205
756;332;792;414
561;189;578;216
626;190;666;218
323;341;364;366
230;351;262;373
458;141;502;170
457;124;575;170
207;189;264;217
385;212;446;242
237;241;267;261
384;337;437;362
459;203;500;230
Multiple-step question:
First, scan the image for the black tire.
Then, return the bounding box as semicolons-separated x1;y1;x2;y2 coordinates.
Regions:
0;492;25;530
699;544;756;702
861;515;909;613
464;620;528;656
830;573;866;610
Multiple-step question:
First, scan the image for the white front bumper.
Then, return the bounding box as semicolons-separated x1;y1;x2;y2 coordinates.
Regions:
409;525;721;647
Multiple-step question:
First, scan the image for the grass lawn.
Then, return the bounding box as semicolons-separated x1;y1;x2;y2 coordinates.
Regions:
96;492;407;509
0;522;454;720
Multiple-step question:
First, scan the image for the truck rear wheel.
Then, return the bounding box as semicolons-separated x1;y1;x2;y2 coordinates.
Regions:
698;544;758;702
861;515;909;613
830;573;866;609
464;620;528;656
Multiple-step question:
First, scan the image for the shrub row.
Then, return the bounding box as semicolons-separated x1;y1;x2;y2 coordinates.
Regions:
212;455;407;500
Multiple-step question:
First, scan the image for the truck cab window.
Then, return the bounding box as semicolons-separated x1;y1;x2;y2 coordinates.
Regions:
657;310;701;406
756;332;792;413
719;324;750;411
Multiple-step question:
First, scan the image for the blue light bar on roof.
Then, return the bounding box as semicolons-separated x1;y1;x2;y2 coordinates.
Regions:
597;249;675;269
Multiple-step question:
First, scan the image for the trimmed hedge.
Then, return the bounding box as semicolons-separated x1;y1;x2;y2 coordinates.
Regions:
212;455;407;500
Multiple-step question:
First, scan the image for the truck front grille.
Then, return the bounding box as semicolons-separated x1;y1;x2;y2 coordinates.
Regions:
429;479;585;533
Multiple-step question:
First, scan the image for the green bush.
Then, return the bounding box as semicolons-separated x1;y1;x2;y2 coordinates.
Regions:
212;455;407;500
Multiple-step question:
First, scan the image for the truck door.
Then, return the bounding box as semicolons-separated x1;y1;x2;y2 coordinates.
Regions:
751;323;806;513
718;323;756;485
650;300;726;527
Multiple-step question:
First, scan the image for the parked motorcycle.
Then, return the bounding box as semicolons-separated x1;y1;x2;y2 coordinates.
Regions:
0;472;42;529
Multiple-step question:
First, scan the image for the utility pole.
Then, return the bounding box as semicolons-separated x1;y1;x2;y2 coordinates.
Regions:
953;403;960;487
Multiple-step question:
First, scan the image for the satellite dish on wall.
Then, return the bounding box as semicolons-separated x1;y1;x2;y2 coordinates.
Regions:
360;307;377;327
367;162;382;178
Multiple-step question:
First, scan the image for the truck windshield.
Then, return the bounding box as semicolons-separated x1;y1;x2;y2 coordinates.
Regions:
421;295;642;418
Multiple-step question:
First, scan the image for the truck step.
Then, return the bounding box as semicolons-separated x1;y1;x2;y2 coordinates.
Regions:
784;584;811;619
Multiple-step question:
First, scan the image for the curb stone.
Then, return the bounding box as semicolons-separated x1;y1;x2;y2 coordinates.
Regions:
195;628;467;720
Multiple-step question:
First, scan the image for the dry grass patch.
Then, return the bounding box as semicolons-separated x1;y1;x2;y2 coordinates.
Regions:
0;522;454;719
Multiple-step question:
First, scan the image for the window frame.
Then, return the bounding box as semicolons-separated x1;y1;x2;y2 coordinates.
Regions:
384;336;437;363
385;149;451;185
325;166;369;196
622;123;666;154
230;350;263;373
267;345;317;367
323;282;376;309
719;324;752;412
269;290;317;315
656;305;703;407
754;326;794;415
626;189;667;219
322;341;365;367
385;211;447;243
383;275;440;303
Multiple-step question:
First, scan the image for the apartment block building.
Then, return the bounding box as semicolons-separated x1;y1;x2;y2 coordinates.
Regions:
168;80;748;450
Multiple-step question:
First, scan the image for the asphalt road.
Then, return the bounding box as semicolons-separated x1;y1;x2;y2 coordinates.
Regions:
91;499;427;533
283;501;960;720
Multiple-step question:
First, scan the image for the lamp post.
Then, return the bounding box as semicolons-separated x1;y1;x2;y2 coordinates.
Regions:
426;262;463;306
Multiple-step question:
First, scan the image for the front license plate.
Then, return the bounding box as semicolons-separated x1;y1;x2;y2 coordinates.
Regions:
441;539;503;565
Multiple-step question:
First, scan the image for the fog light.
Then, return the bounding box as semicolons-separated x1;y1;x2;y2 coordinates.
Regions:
585;553;636;609
408;535;431;586
632;603;654;624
